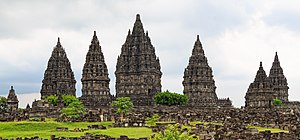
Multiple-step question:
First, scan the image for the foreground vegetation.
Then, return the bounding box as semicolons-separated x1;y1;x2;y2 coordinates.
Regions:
0;119;289;139
0;120;152;139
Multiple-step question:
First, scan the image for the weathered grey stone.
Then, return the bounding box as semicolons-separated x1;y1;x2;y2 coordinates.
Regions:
115;14;162;106
269;52;289;102
40;38;76;99
80;31;112;108
6;86;19;112
182;35;232;107
245;62;274;108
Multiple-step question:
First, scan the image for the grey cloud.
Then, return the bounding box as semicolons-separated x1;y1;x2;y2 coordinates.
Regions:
263;10;300;32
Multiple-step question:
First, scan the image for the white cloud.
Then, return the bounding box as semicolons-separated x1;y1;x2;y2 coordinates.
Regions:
206;14;300;107
0;92;40;108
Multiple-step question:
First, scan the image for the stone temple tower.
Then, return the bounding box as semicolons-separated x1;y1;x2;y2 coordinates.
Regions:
80;31;112;108
245;62;274;108
7;86;19;112
268;52;289;102
40;38;76;99
115;14;162;106
183;35;218;107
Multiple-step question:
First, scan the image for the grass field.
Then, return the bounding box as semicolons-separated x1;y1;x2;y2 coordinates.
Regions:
189;121;289;133
0;120;153;139
0;120;289;139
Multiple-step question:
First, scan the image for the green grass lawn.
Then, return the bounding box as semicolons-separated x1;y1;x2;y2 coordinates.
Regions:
247;126;289;133
0;120;153;139
188;121;288;133
0;120;289;139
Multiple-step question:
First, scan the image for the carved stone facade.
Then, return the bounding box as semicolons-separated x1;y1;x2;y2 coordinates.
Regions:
245;62;274;108
40;38;76;99
6;86;19;112
183;35;219;107
115;14;162;106
80;31;112;108
245;53;289;108
269;52;289;102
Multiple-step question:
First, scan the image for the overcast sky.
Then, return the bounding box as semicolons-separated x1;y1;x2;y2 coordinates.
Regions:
1;0;300;108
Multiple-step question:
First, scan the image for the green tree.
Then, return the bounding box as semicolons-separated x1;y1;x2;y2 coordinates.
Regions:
112;97;133;121
273;98;282;106
62;94;79;106
0;96;7;113
60;100;86;119
154;91;188;106
112;97;134;114
153;124;196;140
46;95;58;106
146;114;160;126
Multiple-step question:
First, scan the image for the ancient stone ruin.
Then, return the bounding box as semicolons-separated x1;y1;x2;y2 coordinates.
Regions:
80;31;112;109
269;52;289;102
115;14;162;106
40;38;76;99
182;35;232;107
6;86;18;112
245;53;289;108
1;14;300;139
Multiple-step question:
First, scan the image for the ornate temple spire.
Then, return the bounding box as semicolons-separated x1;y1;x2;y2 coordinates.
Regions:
115;14;162;106
40;38;76;99
183;35;220;107
7;86;18;102
80;31;112;108
254;62;267;82
132;14;145;37
269;52;289;102
245;62;274;108
7;86;19;112
92;31;98;44
192;35;205;56
274;52;279;62
57;37;62;47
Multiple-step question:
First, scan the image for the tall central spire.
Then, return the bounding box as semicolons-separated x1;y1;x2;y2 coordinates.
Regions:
115;14;162;106
132;14;145;37
192;35;205;57
57;37;62;47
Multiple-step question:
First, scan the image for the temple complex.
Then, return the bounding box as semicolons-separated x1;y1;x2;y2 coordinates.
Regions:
183;35;232;107
80;31;112;108
1;14;296;116
245;53;290;108
6;86;19;112
115;14;162;106
40;38;76;99
245;62;274;108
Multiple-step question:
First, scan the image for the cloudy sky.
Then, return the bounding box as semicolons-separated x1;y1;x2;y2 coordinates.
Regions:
1;0;300;108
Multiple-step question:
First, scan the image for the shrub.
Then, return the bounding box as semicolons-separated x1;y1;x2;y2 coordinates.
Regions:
46;95;58;106
273;98;282;106
146;114;160;126
60;101;86;119
153;124;197;140
112;97;133;114
0;96;7;113
154;91;188;106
